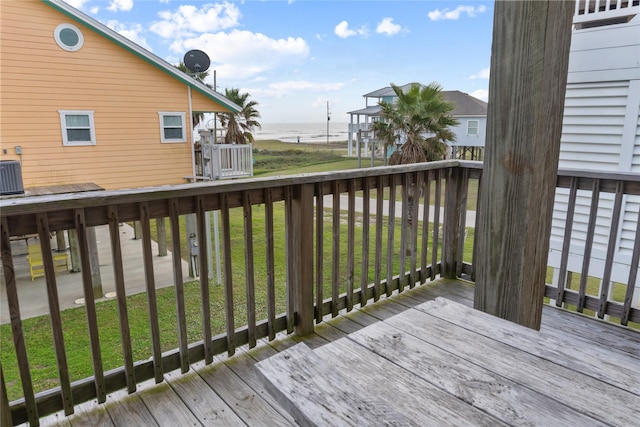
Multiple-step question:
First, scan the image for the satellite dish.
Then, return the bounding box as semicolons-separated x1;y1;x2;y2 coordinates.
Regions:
184;49;210;73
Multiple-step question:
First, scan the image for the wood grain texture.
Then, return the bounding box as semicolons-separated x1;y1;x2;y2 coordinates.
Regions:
256;343;419;427
420;298;640;395
385;304;640;426
474;1;575;329
164;368;245;426
197;360;294;427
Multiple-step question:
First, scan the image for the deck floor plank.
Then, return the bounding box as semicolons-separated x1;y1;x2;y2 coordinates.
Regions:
194;355;295;426
419;298;640;395
164;366;245;426
383;305;640;426
344;318;607;426
66;398;113;427
102;389;158;427
136;380;200;427
215;342;298;425
540;306;640;355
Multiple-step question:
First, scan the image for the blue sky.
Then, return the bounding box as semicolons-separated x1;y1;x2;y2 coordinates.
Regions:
65;0;494;123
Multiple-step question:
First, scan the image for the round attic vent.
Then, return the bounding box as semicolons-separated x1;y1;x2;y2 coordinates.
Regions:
54;23;84;51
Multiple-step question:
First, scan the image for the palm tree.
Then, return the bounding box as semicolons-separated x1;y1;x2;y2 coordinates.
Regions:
176;62;211;127
372;82;458;165
372;83;459;257
218;88;261;144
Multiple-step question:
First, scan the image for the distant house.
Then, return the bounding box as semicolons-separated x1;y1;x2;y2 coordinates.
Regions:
346;84;488;160
548;0;640;302
0;0;240;192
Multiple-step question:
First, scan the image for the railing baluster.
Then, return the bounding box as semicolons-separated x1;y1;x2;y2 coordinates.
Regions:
291;184;315;335
264;188;277;338
597;180;624;318
139;203;163;383
399;174;408;293
36;214;73;415
315;183;324;322
285;186;295;332
360;177;370;306
386;174;397;296
621;207;640;326
421;171;432;283
1;217;38;425
331;181;340;317
74;209;107;402
243;192;257;348
168;199;190;374
374;176;384;302
347;179;355;311
107;206;136;393
578;179;600;312
456;168;470;278
471;172;483;282
432;170;443;280
410;172;420;288
221;193;236;355
195;197;213;364
1;363;13;427
556;177;578;305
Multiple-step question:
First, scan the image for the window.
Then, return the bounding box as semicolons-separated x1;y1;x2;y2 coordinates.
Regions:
467;120;479;136
159;112;187;143
59;111;95;146
54;23;84;51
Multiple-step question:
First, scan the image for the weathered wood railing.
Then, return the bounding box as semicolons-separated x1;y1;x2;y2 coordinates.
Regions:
1;160;638;426
547;169;640;325
0;161;469;425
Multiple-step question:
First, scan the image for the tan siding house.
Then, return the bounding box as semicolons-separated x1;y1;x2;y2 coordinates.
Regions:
0;0;239;190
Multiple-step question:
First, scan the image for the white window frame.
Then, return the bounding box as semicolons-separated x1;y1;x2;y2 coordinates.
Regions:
467;120;480;136
59;110;96;146
158;112;187;143
54;23;84;52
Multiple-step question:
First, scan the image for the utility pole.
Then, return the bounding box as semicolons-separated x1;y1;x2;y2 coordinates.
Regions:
327;101;331;153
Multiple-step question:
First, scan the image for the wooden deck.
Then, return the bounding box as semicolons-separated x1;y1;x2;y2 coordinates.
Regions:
29;279;640;427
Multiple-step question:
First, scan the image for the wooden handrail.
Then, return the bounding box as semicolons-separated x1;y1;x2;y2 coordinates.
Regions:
1;161;638;425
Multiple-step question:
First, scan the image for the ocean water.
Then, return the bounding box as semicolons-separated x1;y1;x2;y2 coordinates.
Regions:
254;122;349;144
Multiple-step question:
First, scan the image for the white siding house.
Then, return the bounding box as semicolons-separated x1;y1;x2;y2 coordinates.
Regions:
549;0;640;308
346;84;487;159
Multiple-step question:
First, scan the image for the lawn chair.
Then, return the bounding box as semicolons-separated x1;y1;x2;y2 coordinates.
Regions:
26;243;69;281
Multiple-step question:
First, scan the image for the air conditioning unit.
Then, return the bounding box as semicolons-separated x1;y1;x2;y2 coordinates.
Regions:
0;160;25;195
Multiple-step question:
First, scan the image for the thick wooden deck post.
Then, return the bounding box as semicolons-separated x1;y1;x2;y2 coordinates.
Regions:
290;183;315;336
474;1;574;330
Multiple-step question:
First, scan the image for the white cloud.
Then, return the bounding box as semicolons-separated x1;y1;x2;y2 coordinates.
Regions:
169;30;309;80
106;20;153;51
470;89;489;102
107;0;133;12
428;5;487;21
376;17;403;36
150;2;241;38
89;6;100;14
334;21;368;39
469;67;490;79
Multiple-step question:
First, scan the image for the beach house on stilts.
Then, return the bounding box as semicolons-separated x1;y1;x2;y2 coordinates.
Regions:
346;85;488;161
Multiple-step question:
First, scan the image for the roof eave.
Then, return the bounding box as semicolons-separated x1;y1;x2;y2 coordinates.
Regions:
43;0;242;114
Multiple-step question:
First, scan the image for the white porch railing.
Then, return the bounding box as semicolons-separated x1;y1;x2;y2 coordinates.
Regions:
348;122;372;133
573;0;640;24
201;144;253;180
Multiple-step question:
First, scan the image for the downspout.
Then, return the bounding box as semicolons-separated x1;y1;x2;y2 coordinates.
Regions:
188;85;196;181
